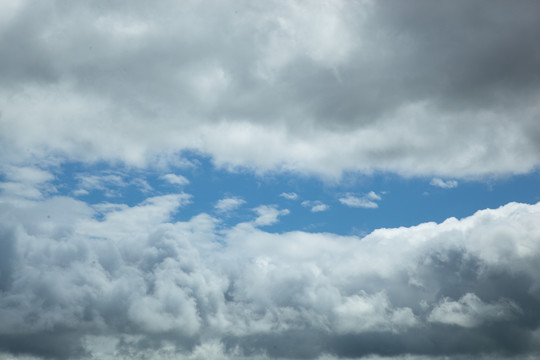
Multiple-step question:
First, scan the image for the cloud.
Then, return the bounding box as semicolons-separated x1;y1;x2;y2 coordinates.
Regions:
301;200;329;212
428;293;521;328
1;1;539;178
215;196;246;213
430;178;458;189
1;185;540;359
280;192;298;200
339;191;382;209
73;172;152;197
1;1;540;359
252;205;290;226
74;173;125;198
0;166;55;200
161;173;190;186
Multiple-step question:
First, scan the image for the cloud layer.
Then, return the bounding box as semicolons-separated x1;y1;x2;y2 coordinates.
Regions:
1;2;540;359
1;0;540;177
1;190;539;359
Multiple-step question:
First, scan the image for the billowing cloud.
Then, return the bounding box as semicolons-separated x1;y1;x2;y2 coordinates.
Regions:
428;293;521;328
1;1;539;178
430;178;458;189
1;188;539;359
339;191;382;208
1;1;540;359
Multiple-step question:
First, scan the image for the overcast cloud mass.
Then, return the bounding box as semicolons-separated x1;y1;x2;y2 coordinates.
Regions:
1;0;540;176
1;0;540;359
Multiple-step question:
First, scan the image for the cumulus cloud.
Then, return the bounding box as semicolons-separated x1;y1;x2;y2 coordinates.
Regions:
339;191;382;208
301;200;329;212
280;192;298;200
252;205;290;226
428;293;521;328
430;178;458;189
215;196;246;213
1;187;539;359
0;1;539;177
1;1;540;359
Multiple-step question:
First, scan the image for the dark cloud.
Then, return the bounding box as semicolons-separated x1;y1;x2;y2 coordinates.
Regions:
0;192;539;359
0;226;16;291
1;1;540;358
1;0;539;176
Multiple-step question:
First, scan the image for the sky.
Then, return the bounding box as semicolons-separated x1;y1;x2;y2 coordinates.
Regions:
1;1;540;359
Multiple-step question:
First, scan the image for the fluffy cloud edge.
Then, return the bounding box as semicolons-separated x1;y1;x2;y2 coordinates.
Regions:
1;192;539;359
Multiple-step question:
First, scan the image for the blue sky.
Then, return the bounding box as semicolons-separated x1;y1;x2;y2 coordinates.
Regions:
53;154;540;236
1;1;540;360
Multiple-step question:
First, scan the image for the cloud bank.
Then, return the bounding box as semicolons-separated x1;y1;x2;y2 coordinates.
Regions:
1;192;539;359
1;0;539;177
1;1;540;359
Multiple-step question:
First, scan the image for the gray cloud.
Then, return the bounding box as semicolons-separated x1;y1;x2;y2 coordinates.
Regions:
1;189;539;359
0;1;539;177
1;2;540;358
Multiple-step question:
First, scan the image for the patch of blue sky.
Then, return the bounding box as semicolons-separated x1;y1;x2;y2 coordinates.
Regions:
49;153;540;236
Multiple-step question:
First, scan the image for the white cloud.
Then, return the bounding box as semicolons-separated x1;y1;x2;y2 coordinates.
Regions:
214;196;246;213
280;192;298;200
430;178;459;189
334;292;418;333
73;172;153;197
2;166;54;184
301;200;329;212
0;166;55;200
366;191;382;201
132;178;153;193
75;173;125;197
428;293;521;328
2;0;540;358
161;173;190;186
0;190;540;358
252;205;290;226
339;191;382;208
1;2;539;178
72;189;89;197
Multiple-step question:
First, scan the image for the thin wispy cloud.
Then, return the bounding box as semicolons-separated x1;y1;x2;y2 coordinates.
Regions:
339;191;382;209
430;178;459;189
301;200;329;212
161;173;190;186
214;196;246;213
280;192;298;200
